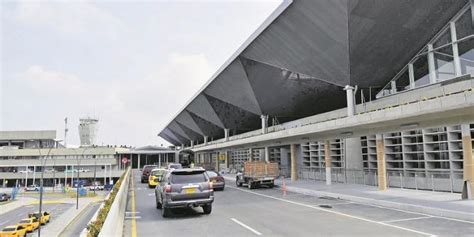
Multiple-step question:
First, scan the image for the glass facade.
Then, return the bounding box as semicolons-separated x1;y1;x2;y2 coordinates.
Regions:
377;4;474;98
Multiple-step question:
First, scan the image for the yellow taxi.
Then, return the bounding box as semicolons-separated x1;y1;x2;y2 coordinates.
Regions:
17;217;39;232
28;211;50;225
0;225;27;237
148;168;166;188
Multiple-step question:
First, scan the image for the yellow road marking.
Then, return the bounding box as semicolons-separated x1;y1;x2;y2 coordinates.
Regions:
131;172;138;237
28;200;65;205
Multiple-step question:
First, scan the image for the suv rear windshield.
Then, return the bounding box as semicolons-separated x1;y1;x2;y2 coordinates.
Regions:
3;227;16;231
171;172;207;184
20;220;30;224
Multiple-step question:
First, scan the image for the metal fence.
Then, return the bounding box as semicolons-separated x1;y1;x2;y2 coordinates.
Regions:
299;167;463;193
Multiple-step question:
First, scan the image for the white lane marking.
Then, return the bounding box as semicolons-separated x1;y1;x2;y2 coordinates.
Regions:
229;186;434;237
231;218;262;236
383;216;433;223
148;193;154;196
125;216;141;219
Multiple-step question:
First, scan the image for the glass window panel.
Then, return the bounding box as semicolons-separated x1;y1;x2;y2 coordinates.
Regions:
434;45;455;81
395;68;411;92
413;55;430;87
455;7;474;40
433;27;451;48
458;38;474;75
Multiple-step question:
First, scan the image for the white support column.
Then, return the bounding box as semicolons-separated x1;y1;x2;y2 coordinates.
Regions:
450;21;462;76
343;85;355;117
191;140;194;148
248;148;253;161
138;154;141;169
427;43;437;84
64;166;67;187
261;115;268;134
390;81;397;94
104;164;107;185
33;166;36;185
408;63;415;89
264;147;270;162
204;136;208;145
159;154;162;168
25;165;28;188
224;129;230;142
461;124;473;199
324;140;331;185
109;164;112;185
71;165;74;187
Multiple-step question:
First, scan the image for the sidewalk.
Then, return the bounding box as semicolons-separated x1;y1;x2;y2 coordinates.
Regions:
223;175;474;222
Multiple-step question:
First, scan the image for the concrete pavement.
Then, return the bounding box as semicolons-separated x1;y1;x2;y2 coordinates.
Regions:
124;170;474;236
59;202;101;237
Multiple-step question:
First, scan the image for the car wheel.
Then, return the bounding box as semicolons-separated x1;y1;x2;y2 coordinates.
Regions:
202;204;212;214
156;197;162;209
248;180;254;189
236;179;242;187
161;207;170;218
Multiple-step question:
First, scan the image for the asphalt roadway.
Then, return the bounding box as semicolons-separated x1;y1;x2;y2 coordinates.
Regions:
124;170;474;237
0;203;71;233
59;202;101;237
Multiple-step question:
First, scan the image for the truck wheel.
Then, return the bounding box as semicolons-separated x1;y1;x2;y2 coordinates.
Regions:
248;181;254;189
162;207;170;217
203;204;212;214
236;179;242;187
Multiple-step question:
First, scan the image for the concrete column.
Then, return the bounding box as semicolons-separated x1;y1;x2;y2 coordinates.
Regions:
158;154;162;168
261;115;268;134
248;148;253;161
224;129;230;142
450;21;462;76
225;151;229;168
461;124;473;199
264;147;270;162
204;136;208;145
427;43;437;84
181;144;185;150
324;140;332;185
33;166;36;185
138;154;141;169
376;134;387;191
345;137;363;183
215;152;219;172
191;140;194;148
290;144;297;181
280;147;290;177
343;85;355;117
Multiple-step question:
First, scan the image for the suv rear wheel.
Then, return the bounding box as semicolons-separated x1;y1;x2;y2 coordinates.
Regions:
156;198;162;209
203;204;212;214
236;179;242;187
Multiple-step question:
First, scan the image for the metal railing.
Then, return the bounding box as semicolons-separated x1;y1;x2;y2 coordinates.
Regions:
299;167;463;193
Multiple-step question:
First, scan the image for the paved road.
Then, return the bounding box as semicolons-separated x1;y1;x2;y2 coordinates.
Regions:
124;170;474;237
0;203;71;233
59;202;101;237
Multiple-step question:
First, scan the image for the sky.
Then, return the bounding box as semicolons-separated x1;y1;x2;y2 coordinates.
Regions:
0;0;282;147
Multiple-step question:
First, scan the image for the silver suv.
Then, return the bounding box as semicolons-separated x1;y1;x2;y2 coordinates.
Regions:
155;168;214;217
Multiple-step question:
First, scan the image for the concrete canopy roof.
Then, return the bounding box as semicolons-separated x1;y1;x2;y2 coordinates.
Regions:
159;0;468;146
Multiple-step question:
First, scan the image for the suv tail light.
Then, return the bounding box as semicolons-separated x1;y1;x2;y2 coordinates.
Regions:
208;182;213;190
164;185;172;193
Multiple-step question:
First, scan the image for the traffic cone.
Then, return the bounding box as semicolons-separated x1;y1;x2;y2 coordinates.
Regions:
282;176;287;196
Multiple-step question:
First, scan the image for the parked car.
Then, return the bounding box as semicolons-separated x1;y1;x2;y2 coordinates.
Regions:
0;193;11;202
0;225;27;237
44;168;56;173
206;170;225;191
78;168;90;173
167;163;183;170
148;168;166;188
155;168;214;217
65;169;78;173
28;211;50;225
17;217;40;233
89;185;104;191
25;185;39;192
141;165;158;183
18;170;33;174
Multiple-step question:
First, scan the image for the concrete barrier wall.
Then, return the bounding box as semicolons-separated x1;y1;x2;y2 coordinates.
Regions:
98;167;130;237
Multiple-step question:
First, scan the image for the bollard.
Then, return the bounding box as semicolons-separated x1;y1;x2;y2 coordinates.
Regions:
431;174;435;192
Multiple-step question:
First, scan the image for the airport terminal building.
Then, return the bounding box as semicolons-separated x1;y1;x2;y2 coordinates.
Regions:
159;0;474;195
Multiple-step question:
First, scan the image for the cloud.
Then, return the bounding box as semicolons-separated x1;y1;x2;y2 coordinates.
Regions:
6;53;214;146
12;1;125;39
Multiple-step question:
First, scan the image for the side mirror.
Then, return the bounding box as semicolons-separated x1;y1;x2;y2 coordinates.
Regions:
156;176;163;182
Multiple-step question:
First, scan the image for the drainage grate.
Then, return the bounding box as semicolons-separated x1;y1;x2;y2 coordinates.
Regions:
318;196;337;200
318;204;333;208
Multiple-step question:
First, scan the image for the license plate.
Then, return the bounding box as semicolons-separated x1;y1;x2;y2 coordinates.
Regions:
185;188;196;194
212;180;216;183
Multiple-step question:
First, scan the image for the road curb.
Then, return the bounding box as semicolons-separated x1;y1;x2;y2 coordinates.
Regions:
223;176;474;222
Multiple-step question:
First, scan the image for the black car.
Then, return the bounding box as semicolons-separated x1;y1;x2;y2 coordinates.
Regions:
141;165;158;183
0;193;11;202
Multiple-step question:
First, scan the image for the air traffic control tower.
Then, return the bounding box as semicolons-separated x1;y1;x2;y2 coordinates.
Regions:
79;118;99;146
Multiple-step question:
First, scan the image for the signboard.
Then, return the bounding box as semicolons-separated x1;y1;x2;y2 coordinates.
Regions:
122;157;129;164
219;154;226;161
